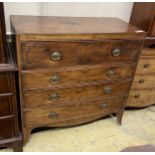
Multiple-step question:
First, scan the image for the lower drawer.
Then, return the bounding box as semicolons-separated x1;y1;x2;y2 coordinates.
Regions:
23;80;130;108
24;96;126;127
127;89;155;107
131;74;155;89
0;72;11;93
0;94;13;117
0;117;15;140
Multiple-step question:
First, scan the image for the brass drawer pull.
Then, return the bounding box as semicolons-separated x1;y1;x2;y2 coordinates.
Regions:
112;48;121;57
134;94;140;99
144;63;150;68
139;79;144;84
49;75;61;84
100;102;108;109
104;87;112;94
49;93;60;100
107;70;115;77
50;51;62;61
48;112;58;119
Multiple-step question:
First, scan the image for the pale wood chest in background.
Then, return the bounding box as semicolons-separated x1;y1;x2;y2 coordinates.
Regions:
127;2;155;107
10;15;145;144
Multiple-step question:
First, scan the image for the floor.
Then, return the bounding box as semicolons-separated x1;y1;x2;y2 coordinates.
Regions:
1;105;155;152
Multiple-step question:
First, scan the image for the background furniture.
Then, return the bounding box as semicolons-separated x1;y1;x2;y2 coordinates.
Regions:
0;2;7;63
0;3;22;151
11;15;145;144
127;2;155;107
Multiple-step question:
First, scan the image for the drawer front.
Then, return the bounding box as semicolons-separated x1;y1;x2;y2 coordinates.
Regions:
127;89;155;107
21;40;141;69
24;96;126;127
0;72;10;93
131;74;155;89
23;81;130;108
136;58;155;74
22;64;134;90
0;118;15;140
0;94;13;117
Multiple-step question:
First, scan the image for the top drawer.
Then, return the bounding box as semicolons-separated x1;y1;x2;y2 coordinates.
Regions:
20;40;142;70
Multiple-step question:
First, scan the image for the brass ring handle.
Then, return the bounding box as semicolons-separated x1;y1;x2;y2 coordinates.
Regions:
107;70;115;77
48;112;58;119
139;79;144;84
49;93;60;101
49;75;61;84
112;48;121;57
144;63;150;68
100;102;108;109
104;87;112;94
50;51;62;61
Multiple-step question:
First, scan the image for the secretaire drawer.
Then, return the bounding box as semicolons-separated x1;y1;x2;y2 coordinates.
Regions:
20;40;141;69
23;80;130;108
24;96;126;127
0;94;13;117
22;64;135;90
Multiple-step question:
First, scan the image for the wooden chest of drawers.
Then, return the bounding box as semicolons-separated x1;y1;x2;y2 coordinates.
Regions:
127;48;155;107
10;16;145;144
0;3;22;151
0;46;22;152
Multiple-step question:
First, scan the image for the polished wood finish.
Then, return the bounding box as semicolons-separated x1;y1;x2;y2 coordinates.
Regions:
11;16;143;36
22;64;135;90
0;3;23;151
11;15;145;145
24;96;126;127
21;40;141;69
23;81;130;109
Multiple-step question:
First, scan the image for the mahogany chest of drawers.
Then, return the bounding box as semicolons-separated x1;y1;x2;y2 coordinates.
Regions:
10;15;145;144
0;54;22;152
0;3;22;151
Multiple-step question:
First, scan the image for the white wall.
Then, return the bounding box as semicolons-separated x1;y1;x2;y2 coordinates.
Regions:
4;2;133;34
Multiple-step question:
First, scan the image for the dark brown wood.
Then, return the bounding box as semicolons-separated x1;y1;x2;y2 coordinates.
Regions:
0;3;23;151
0;3;7;63
129;2;155;47
0;68;23;151
0;94;13;117
148;16;155;37
11;15;145;145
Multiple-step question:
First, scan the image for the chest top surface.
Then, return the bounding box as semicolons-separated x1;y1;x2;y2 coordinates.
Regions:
11;15;145;38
